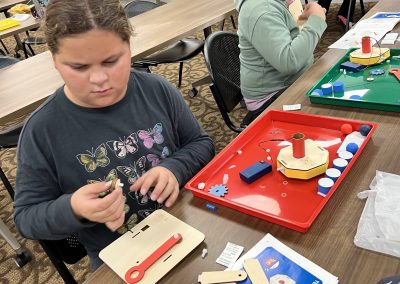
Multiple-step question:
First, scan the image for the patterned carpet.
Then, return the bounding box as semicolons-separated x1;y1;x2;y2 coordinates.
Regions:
0;3;374;283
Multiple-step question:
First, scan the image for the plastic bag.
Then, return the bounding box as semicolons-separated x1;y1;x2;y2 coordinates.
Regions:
354;170;400;258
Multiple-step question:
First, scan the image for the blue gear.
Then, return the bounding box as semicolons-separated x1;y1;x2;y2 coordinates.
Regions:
208;184;228;197
369;69;385;75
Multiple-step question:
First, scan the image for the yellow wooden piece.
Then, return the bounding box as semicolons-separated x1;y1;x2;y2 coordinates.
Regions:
243;259;270;284
289;0;304;29
349;47;390;66
7;4;34;15
198;271;248;284
277;139;329;180
99;209;205;284
0;19;20;31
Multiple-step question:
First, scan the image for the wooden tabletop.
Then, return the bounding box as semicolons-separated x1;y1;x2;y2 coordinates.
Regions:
84;1;400;283
0;0;27;12
0;0;235;123
0;15;41;39
128;0;235;60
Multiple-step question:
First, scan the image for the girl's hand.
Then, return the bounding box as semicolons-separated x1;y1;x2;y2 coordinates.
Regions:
299;2;326;21
71;181;126;230
130;166;179;207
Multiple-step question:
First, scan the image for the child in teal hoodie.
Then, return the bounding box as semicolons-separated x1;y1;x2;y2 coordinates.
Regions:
235;0;327;124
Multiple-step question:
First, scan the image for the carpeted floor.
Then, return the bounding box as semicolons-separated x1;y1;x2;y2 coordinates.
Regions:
0;3;375;283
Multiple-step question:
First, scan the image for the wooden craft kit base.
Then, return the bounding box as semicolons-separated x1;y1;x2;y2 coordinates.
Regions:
99;209;205;283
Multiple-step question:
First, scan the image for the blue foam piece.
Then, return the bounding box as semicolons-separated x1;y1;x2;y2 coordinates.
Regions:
333;81;345;92
340;61;364;72
239;161;272;184
321;84;333;95
350;95;361;100
359;124;372;136
206;204;217;212
346;143;359;154
312;89;324;96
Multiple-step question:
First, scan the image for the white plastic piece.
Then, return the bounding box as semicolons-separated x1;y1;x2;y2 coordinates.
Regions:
222;174;229;185
354;170;400;257
198;182;206;190
11;14;30;21
201;248;208;258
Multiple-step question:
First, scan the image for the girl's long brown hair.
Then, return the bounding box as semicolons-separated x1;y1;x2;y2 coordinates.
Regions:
44;0;133;54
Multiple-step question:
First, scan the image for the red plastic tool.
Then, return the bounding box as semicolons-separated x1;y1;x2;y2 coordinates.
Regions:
389;68;400;81
124;233;182;283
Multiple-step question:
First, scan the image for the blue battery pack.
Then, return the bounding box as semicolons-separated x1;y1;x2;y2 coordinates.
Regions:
239;161;272;184
339;61;364;72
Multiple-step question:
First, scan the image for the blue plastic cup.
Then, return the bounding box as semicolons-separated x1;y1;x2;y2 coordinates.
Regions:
333;158;348;172
325;168;341;182
318;177;334;197
321;83;333;95
338;151;353;162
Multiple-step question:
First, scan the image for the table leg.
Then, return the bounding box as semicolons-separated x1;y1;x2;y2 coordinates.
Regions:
12;35;33;58
188;27;215;97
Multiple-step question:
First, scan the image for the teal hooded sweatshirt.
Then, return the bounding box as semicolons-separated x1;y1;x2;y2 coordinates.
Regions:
234;0;327;100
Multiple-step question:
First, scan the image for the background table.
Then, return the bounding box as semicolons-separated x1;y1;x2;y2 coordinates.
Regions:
85;0;400;283
0;16;40;40
0;0;235;123
0;0;27;13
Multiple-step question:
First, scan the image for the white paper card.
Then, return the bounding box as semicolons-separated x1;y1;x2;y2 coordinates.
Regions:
283;104;301;111
381;32;398;45
216;242;244;268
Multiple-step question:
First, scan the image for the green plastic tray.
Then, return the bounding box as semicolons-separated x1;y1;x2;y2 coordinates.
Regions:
306;48;400;112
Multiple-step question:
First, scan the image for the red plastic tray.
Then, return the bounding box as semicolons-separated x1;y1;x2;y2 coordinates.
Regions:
185;110;376;232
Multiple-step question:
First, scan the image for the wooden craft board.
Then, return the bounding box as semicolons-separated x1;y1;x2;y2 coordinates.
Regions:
307;48;400;112
243;259;270;284
198;271;248;284
99;209;205;283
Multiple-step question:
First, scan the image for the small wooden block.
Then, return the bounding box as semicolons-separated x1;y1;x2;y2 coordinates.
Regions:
98;178;118;198
243;259;270;284
198;270;247;284
289;0;304;29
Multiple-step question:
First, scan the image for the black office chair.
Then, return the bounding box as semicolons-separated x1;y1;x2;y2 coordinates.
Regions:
21;31;46;58
0;55;19;68
220;15;237;31
203;31;245;133
1;40;9;55
0;106;32;268
0;123;88;284
306;0;366;31
376;274;400;284
345;0;365;31
124;0;204;94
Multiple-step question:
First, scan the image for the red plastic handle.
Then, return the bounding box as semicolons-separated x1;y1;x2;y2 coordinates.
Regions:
124;233;182;283
389;68;400;81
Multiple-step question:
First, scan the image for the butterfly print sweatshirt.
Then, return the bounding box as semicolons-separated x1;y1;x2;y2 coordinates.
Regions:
14;70;215;270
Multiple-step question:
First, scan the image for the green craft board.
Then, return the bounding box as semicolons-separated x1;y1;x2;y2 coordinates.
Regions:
306;48;400;112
